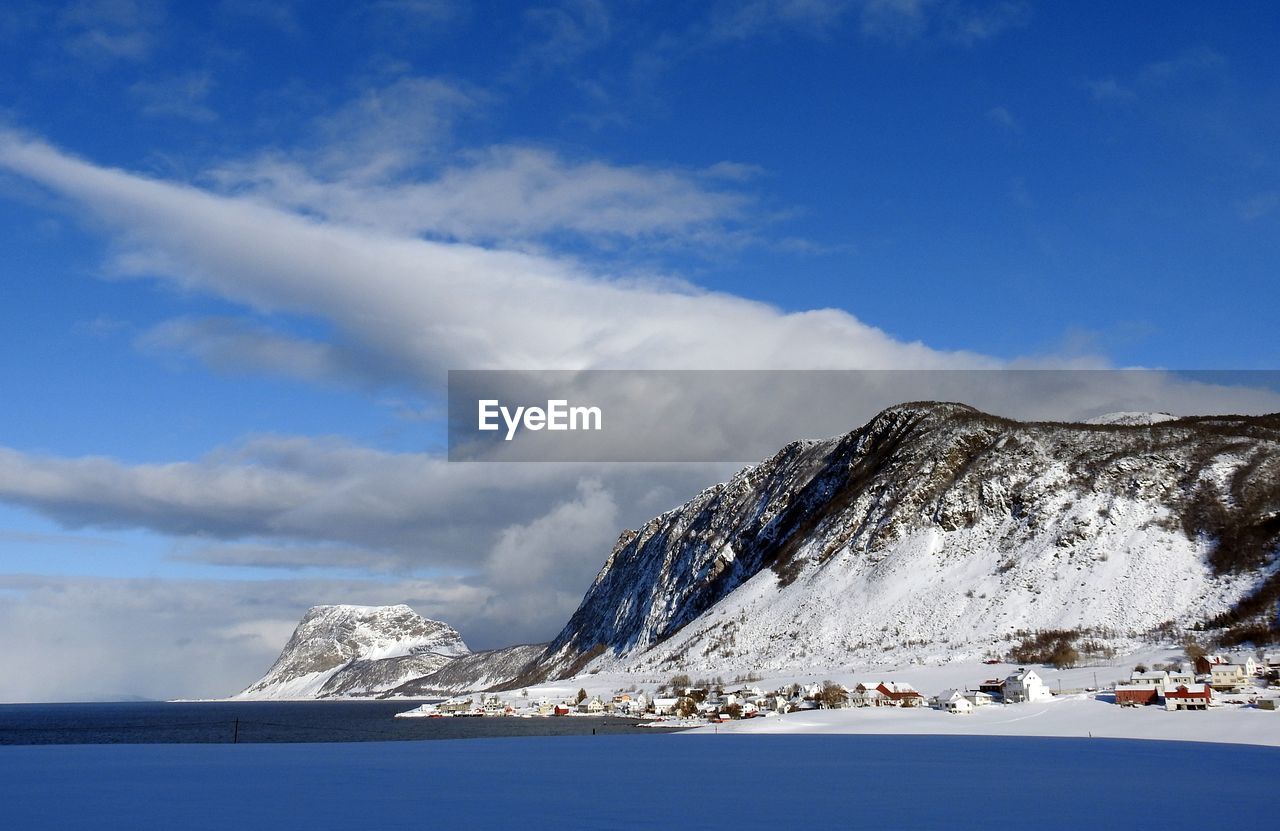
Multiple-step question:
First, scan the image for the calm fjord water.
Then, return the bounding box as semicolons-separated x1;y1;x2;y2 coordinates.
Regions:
0;700;657;745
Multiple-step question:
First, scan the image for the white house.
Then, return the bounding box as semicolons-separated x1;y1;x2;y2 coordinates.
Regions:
652;697;680;716
934;689;973;714
849;683;884;708
963;690;998;707
1129;670;1170;691
1003;668;1052;703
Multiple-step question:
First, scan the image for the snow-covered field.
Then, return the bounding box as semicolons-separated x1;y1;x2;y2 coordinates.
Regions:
1;734;1273;829
480;647;1279;748
683;694;1280;746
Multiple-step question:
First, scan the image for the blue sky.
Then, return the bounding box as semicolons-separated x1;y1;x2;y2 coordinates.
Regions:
1;1;1278;700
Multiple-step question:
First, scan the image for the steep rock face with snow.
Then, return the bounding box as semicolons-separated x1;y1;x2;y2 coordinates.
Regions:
237;604;470;699
383;644;549;698
526;402;1280;680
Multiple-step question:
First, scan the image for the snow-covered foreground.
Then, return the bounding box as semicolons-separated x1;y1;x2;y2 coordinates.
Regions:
1;735;1274;829
682;694;1280;746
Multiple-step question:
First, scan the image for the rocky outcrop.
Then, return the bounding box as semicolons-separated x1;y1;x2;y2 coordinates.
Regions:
237;604;469;699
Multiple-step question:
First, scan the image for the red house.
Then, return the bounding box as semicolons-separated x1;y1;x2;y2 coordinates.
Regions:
1115;686;1159;707
1164;684;1212;711
875;682;926;707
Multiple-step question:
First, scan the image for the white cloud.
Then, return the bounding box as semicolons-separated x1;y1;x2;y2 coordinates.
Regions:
987;105;1021;134
857;0;927;40
214;145;761;247
309;76;482;180
0;432;727;571
1236;191;1279;222
519;0;611;69
1137;46;1225;86
365;0;462;30
1086;47;1227;102
480;479;622;637
130;71;217;122
136;316;369;387
58;0;163;62
940;1;1029;45
0;131;990;389
1085;78;1134;101
0;573;493;701
709;0;857;41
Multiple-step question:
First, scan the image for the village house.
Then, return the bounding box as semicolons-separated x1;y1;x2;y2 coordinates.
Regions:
1129;670;1170;690
1114;683;1160;707
876;681;926;707
1115;668;1192;703
1165;683;1213;711
1003;668;1052;703
1209;664;1249;691
621;693;649;715
652;697;680;716
849;683;884;707
438;699;473;715
1193;654;1229;675
978;678;1006;700
933;689;974;714
962;690;998;707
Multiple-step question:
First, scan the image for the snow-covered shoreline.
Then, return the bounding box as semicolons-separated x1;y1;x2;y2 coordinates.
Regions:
679;693;1280;747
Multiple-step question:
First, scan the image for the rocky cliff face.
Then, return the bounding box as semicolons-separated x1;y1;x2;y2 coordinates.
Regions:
241;403;1280;697
525;402;1280;680
383;644;549;698
237;604;469;699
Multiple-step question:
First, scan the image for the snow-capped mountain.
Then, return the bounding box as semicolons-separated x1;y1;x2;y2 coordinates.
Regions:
241;402;1279;698
237;604;470;699
1085;411;1179;426
522;402;1280;681
383;644;548;698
